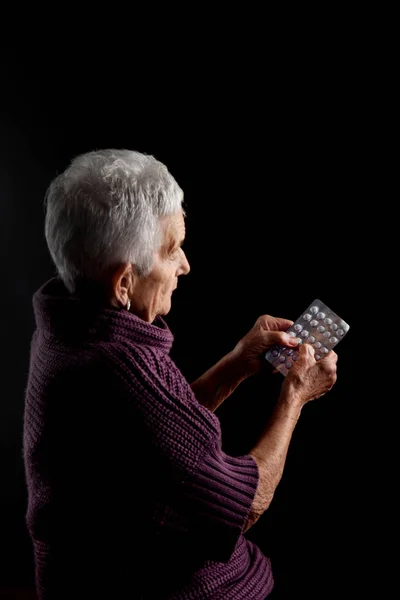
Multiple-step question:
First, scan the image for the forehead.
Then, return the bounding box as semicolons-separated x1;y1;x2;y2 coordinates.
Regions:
163;213;186;243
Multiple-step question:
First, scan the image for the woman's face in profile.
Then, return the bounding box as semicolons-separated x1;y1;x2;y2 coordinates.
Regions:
130;212;190;322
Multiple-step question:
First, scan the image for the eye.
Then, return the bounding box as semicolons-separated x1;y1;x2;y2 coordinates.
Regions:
170;244;184;259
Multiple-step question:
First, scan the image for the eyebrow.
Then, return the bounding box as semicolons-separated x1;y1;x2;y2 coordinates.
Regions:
166;238;185;254
172;238;185;249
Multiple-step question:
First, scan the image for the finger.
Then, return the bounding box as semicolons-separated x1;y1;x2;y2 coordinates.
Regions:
288;343;315;373
302;342;315;356
319;350;338;365
259;316;294;331
297;343;315;361
273;317;294;331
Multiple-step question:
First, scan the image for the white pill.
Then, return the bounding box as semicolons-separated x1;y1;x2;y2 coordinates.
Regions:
325;317;332;325
323;331;331;338
279;356;286;363
310;320;318;327
289;331;296;337
331;323;338;331
317;312;326;319
301;330;309;338
317;326;325;333
272;349;279;357
295;338;302;345
310;306;319;314
330;337;338;344
315;342;322;349
303;314;312;321
308;336;316;343
315;354;321;360
286;349;293;356
322;347;329;353
337;329;344;336
294;324;303;332
286;361;293;369
340;321;349;332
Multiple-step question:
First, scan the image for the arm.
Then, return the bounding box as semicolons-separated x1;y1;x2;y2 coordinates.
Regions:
244;385;302;532
244;344;338;533
190;349;250;412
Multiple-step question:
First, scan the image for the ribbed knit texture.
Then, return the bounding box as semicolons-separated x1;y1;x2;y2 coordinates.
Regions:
23;276;274;599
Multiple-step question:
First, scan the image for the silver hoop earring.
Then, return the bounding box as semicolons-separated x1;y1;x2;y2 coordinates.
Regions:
126;298;131;311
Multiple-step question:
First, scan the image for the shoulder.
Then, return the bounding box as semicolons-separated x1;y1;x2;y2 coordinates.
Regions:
97;339;222;443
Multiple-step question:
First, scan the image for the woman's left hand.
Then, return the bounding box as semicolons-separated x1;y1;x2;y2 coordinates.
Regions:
233;315;297;376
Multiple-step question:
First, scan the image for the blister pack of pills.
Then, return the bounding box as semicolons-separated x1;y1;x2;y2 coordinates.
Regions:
265;299;350;376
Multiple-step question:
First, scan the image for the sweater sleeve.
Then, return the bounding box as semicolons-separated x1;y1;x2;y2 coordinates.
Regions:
156;440;259;564
99;342;259;564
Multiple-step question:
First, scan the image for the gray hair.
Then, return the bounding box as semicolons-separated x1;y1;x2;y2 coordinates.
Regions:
44;149;185;294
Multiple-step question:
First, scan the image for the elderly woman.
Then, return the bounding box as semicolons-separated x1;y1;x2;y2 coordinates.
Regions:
23;150;338;599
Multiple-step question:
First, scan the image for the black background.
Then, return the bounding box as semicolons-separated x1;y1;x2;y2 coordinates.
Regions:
0;38;365;599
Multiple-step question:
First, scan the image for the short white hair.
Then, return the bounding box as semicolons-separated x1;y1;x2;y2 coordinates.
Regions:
44;149;185;293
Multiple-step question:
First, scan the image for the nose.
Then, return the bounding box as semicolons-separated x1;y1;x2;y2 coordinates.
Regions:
179;250;190;276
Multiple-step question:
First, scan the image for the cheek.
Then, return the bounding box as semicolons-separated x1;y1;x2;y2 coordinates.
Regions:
153;263;177;304
155;272;173;299
163;271;176;295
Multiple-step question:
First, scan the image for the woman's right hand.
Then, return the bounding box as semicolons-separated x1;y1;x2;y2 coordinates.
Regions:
282;343;338;405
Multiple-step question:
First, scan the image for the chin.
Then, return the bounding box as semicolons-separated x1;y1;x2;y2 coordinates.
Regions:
154;303;171;321
163;300;172;315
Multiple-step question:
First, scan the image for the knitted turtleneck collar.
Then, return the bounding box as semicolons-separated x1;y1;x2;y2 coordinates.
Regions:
32;276;174;353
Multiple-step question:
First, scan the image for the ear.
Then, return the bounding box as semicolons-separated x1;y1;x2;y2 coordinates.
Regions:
110;263;135;307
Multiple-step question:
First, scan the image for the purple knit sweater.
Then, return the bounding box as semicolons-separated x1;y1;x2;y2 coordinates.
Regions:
23;277;274;599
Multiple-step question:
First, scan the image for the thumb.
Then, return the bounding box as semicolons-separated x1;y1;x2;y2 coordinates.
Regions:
295;343;315;365
268;331;299;347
